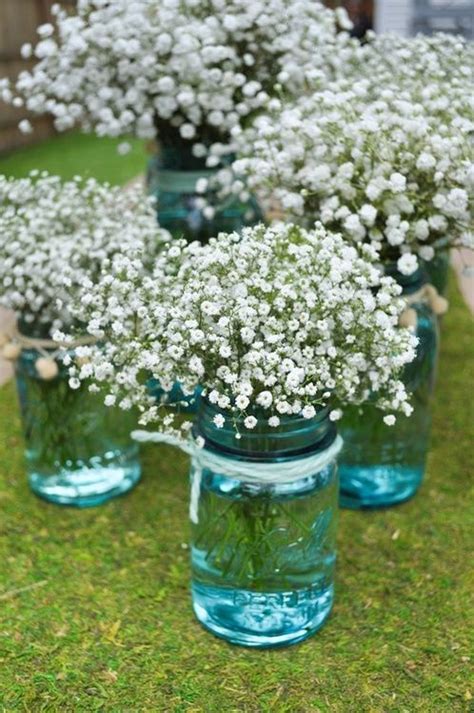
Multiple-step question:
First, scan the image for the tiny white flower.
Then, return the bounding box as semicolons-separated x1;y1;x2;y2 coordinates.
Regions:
256;390;273;408
180;123;196;140
195;178;208;194
418;245;435;261
389;173;407;193
219;345;231;358
414;220;430;241
244;416;258;430
359;204;377;227
217;395;231;409
19;119;33;134
208;390;219;404
20;43;33;59
117;142;131;156
416;153;436;171
235;394;250;410
397;253;418;276
203;206;215;220
213;414;225;428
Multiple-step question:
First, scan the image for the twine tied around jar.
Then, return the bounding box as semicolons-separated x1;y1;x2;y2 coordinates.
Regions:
132;429;343;524
0;327;96;381
398;284;449;329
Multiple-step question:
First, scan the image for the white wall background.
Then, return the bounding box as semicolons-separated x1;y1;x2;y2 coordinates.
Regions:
375;0;413;35
375;0;473;37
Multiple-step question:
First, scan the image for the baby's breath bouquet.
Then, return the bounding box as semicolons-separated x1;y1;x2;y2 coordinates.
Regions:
217;86;473;277
0;173;169;505
0;0;351;242
339;32;474;124
72;222;417;436
70;221;417;643
0;0;349;147
0;172;168;335
300;32;474;146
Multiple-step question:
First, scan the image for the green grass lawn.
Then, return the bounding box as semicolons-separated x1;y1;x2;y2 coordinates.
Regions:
0;132;147;184
0;277;472;711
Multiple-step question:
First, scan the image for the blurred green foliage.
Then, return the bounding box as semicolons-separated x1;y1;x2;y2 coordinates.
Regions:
0;132;146;185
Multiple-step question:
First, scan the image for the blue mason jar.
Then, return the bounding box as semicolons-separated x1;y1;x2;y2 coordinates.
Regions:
147;140;263;243
15;346;141;507
423;247;450;297
190;399;342;648
338;267;439;509
147;135;263;409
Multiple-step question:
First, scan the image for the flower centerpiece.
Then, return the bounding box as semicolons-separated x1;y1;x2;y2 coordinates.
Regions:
0;172;169;506
341;32;474;127
218;87;473;506
219;31;474;286
0;0;351;240
221;88;473;276
336;31;474;293
71;222;416;646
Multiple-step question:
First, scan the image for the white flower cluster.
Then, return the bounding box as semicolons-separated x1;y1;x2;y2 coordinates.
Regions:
0;173;169;334
0;0;348;142
219;84;473;274
339;32;474;124
71;223;417;436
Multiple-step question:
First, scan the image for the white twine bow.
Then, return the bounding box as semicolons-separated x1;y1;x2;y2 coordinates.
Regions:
132;429;343;524
399;283;449;329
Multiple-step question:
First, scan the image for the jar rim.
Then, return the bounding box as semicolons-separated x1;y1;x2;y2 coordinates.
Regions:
195;427;339;463
195;397;337;462
383;263;428;294
199;395;331;424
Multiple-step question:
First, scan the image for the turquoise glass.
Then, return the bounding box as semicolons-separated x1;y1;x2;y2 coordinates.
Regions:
147;138;263;408
15;348;140;507
147;377;201;412
423;248;450;296
339;268;439;509
147;142;263;243
190;400;339;648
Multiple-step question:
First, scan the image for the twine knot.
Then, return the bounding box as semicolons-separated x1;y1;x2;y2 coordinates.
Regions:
0;326;96;381
35;357;59;380
399;283;449;329
132;429;343;524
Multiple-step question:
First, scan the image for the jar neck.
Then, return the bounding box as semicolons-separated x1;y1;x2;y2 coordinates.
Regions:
154;120;234;172
195;398;337;461
17;317;55;340
158;142;209;172
154;120;223;171
384;263;428;295
17;315;83;340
